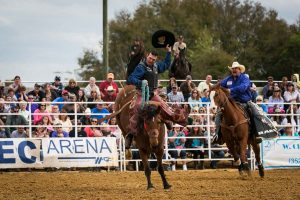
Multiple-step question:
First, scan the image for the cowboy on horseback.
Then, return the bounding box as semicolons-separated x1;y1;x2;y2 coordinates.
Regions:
212;61;275;145
126;45;188;148
173;35;186;59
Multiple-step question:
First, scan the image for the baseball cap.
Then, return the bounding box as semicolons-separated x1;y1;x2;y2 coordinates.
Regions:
62;90;69;95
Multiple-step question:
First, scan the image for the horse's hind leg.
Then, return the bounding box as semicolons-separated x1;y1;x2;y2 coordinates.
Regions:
156;150;171;189
139;150;154;190
251;138;264;178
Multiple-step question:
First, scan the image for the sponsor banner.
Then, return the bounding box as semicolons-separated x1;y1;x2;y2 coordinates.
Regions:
42;138;118;167
261;137;300;169
0;139;42;168
0;138;118;168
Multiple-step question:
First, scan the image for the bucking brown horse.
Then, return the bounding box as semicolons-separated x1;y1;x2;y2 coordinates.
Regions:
101;85;171;190
210;84;264;177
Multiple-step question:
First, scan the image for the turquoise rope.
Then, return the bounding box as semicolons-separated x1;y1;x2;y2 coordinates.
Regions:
141;80;149;109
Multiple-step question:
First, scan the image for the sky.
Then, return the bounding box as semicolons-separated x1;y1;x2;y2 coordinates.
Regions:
0;0;299;83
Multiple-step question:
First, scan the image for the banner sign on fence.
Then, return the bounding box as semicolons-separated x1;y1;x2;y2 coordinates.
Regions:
261;137;300;169
42;138;118;167
0;139;42;168
0;138;118;168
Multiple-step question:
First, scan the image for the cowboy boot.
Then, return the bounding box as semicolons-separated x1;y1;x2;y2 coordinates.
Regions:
172;108;188;127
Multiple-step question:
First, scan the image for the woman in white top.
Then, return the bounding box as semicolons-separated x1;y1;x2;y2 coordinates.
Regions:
188;89;202;111
268;87;284;114
84;77;101;98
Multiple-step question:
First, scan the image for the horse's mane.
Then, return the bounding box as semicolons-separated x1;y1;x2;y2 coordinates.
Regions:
219;87;245;114
136;104;160;131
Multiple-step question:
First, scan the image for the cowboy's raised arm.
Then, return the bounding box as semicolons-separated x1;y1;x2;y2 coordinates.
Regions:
157;45;172;73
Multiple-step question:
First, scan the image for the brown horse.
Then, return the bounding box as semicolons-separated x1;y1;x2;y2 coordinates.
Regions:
169;48;192;81
102;85;171;189
210;84;264;177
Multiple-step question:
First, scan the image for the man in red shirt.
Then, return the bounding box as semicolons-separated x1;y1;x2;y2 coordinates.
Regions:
99;73;119;100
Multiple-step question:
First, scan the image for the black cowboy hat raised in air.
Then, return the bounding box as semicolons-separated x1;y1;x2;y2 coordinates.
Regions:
152;30;175;48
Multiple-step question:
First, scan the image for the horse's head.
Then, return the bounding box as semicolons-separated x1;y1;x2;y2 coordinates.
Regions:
209;84;230;109
139;102;164;147
178;48;186;60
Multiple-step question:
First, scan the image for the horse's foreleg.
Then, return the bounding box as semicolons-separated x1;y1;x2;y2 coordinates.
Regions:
239;137;251;176
251;138;264;178
140;150;154;190
156;150;171;189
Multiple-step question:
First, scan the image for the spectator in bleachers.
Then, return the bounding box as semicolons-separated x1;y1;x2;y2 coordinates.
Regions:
26;94;39;113
16;85;28;101
52;89;70;111
204;122;225;169
108;117;122;143
43;83;58;101
168;125;187;171
64;79;80;97
11;126;28;138
279;76;289;96
7;88;18;101
262;76;274;100
166;77;177;94
69;120;87;137
197;75;213;97
156;82;166;96
91;100;110;122
77;89;87;108
268;87;285;114
0;81;4;98
102;86;117;102
84;77;101;98
256;95;268;113
167;84;184;103
0;98;9;123
28;83;45;102
87;89;101;109
281;104;298;133
84;118;102;137
33;103;52;125
99;73;119;100
0;118;8;138
33;122;50;138
41;116;54;134
62;93;84;122
58;108;73;133
180;75;196;102
8;75;23;93
50;76;63;97
4;95;13;112
201;89;211;107
51;122;69;137
80;107;92;126
291;74;300;91
283;82;300;106
281;123;299;136
188;89;202;111
19;101;30;122
186;122;205;169
5;104;28;137
50;104;60;125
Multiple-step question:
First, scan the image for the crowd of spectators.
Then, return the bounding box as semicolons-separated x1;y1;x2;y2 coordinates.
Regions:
0;74;120;139
1;73;299;171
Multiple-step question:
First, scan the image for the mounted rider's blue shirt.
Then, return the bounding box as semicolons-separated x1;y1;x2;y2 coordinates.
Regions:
220;73;252;103
127;52;171;91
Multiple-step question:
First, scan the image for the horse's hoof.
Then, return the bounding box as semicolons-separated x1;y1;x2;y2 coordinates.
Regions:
164;184;172;190
258;164;265;178
147;185;155;190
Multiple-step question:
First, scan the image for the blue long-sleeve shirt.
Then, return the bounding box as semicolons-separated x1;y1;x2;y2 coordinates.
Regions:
127;52;171;88
220;73;252;103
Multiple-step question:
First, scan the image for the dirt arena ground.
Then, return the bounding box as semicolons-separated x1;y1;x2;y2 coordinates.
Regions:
0;169;299;200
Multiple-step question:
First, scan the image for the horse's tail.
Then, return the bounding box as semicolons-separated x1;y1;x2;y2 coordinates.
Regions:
98;100;132;124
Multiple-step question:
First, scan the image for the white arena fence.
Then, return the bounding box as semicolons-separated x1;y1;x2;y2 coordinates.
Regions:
0;100;299;170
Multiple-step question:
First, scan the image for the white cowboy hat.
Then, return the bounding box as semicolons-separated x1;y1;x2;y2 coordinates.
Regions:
228;62;245;73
